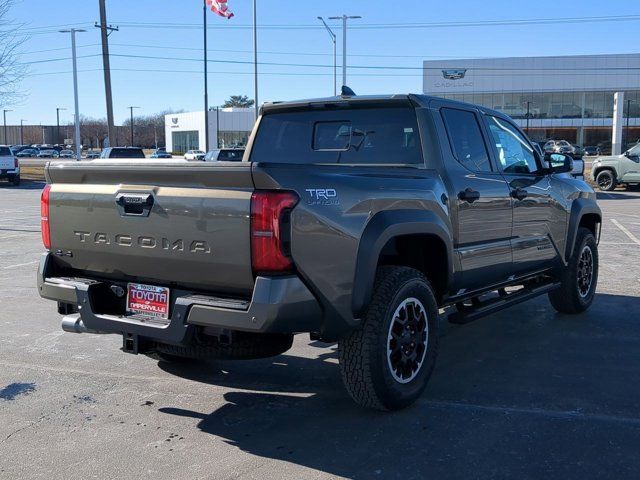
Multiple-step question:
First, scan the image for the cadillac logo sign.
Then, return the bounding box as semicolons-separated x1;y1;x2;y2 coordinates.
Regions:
442;69;467;80
171;117;179;125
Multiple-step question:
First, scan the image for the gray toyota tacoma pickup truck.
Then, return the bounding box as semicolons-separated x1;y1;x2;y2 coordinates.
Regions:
38;93;601;410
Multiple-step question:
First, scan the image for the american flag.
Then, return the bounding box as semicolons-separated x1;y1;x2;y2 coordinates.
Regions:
206;0;234;19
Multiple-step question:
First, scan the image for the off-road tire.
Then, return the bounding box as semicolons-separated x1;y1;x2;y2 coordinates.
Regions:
338;266;439;411
8;174;19;186
152;332;294;361
595;169;616;191
549;227;598;314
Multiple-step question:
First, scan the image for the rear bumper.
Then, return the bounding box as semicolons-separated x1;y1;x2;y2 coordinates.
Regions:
0;168;19;178
37;253;322;344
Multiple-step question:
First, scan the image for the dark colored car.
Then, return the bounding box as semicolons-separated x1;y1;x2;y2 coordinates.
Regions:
150;149;172;158
583;146;602;156
59;150;75;159
37;149;59;158
16;148;39;158
99;147;145;159
38;93;601;411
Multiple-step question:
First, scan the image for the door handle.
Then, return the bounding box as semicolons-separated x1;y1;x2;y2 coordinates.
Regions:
511;188;528;200
115;193;154;217
458;188;480;203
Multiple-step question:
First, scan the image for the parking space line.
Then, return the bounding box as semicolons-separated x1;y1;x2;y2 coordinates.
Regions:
611;219;640;246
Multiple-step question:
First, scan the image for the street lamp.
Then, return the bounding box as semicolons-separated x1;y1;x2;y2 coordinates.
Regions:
60;28;86;160
20;119;26;145
328;15;361;88
317;17;337;96
3;109;12;145
128;106;140;146
56;107;66;145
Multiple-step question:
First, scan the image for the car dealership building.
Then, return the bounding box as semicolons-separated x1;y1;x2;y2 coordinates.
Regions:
164;108;255;154
423;53;640;154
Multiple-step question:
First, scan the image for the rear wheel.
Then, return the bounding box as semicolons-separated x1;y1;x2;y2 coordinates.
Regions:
338;266;439;411
549;227;598;314
8;174;19;186
595;170;616;191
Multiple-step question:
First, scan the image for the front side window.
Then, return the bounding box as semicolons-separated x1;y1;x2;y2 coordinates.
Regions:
441;108;492;173
486;116;539;174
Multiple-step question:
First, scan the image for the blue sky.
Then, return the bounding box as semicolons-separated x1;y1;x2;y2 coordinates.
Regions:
8;0;640;125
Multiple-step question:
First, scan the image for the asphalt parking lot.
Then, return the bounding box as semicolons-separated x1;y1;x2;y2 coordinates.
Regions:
1;181;640;479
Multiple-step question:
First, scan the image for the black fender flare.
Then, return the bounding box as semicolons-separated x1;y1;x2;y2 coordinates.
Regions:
351;209;453;317
566;198;602;260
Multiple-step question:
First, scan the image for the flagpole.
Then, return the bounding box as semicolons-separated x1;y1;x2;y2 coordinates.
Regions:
203;0;209;152
253;0;258;120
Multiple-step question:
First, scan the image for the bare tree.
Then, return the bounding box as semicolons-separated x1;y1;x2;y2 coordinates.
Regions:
0;0;27;108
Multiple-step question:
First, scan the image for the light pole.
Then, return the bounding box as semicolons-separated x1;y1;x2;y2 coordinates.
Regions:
328;15;361;88
253;0;258;119
525;101;531;134
60;28;86;160
317;17;337;96
56;107;66;145
3;109;12;144
203;0;209;151
128;106;140;146
20;119;25;145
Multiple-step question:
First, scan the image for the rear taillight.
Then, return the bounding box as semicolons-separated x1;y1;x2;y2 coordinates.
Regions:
41;185;51;249
250;190;298;274
14;157;18;169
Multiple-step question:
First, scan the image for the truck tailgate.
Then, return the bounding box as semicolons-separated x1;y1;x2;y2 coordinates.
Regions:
46;161;255;295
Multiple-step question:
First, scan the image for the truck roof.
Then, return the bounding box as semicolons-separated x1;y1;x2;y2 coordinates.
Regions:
261;93;511;121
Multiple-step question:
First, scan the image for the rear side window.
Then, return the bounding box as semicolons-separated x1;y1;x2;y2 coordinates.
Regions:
0;147;11;156
441;108;492;173
251;107;422;165
218;150;243;161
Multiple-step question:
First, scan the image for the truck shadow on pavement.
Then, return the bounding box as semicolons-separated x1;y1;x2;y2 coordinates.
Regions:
159;292;640;479
596;191;640;200
0;180;45;190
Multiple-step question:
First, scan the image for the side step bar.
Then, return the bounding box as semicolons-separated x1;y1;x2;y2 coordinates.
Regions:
448;281;561;325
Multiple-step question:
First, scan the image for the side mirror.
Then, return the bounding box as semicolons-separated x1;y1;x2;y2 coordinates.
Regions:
546;153;573;173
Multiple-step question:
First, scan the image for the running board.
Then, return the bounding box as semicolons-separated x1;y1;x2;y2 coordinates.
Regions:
448;282;561;325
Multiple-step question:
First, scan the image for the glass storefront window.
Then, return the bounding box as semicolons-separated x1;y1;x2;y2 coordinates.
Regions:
172;131;199;155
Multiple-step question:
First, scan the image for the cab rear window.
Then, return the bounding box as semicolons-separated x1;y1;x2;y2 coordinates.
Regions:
0;147;11;156
251;107;422;165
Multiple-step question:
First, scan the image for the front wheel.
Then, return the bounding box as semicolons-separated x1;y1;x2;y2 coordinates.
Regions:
596;170;616;191
549;227;598;314
338;266;439;411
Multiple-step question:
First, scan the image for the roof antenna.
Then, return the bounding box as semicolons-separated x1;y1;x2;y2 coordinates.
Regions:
341;85;356;97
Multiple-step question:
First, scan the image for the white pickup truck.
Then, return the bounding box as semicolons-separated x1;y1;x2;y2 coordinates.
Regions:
0;146;19;185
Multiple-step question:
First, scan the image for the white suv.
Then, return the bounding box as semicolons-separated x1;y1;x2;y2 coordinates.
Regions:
0;146;19;186
184;150;205;160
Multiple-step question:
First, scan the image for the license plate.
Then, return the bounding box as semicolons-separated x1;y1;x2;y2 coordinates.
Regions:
126;283;170;320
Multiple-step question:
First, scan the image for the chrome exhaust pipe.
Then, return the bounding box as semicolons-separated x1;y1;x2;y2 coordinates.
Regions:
61;315;105;334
